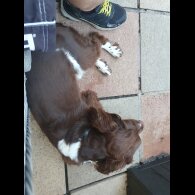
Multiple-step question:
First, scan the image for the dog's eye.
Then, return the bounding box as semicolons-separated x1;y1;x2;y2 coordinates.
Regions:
111;114;121;120
111;114;125;128
115;114;121;120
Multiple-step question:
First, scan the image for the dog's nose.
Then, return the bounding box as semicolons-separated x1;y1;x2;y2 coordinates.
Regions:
124;119;144;132
137;120;144;133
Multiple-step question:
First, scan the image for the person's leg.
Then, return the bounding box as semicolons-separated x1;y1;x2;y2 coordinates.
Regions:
60;0;127;30
68;0;104;11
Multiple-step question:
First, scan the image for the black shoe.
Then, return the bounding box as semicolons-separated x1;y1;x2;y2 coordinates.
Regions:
60;0;127;30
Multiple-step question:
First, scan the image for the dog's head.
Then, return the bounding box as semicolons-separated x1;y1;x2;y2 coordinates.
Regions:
78;107;143;174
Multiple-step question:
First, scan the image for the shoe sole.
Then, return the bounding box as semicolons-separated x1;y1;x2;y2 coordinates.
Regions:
60;0;122;31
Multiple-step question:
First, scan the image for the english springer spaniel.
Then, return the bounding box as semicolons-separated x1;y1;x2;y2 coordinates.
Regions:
26;24;143;174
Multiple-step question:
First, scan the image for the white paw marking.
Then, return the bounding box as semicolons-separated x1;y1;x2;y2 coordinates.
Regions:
101;42;123;58
96;58;112;76
57;139;81;162
56;48;85;80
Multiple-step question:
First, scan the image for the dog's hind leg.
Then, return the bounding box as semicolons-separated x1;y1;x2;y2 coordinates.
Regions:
88;32;122;75
89;32;123;58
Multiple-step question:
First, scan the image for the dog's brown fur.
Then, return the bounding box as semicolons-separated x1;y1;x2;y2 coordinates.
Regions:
26;24;143;174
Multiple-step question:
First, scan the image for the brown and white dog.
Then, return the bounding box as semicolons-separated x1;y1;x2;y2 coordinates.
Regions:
26;24;143;174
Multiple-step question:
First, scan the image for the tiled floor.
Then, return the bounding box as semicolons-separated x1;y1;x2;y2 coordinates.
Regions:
31;114;66;195
30;1;170;194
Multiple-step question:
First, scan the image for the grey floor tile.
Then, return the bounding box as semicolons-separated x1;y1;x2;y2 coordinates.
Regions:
140;0;170;12
141;92;170;159
100;96;140;119
67;147;141;191
141;13;170;93
30;114;66;195
112;0;137;8
71;174;127;195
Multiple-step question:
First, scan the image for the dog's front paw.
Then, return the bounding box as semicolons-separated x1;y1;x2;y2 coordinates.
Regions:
101;42;123;58
96;59;112;76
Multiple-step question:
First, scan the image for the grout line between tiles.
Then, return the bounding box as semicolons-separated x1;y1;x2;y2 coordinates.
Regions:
138;0;142;93
99;94;138;100
137;1;144;163
142;90;170;95
125;7;170;15
69;171;127;193
137;0;140;8
65;163;70;194
137;0;142;120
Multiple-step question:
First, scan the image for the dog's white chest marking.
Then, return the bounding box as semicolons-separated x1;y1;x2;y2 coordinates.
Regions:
101;42;123;58
56;48;85;79
57;139;81;162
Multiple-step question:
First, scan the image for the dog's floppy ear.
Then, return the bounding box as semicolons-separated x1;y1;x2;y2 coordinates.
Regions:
87;107;98;122
87;107;115;133
95;158;126;174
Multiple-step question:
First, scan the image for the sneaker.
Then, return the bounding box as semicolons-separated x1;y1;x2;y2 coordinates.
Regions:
60;0;127;30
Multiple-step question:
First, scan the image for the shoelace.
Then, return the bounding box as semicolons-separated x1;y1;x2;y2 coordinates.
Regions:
98;0;112;17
